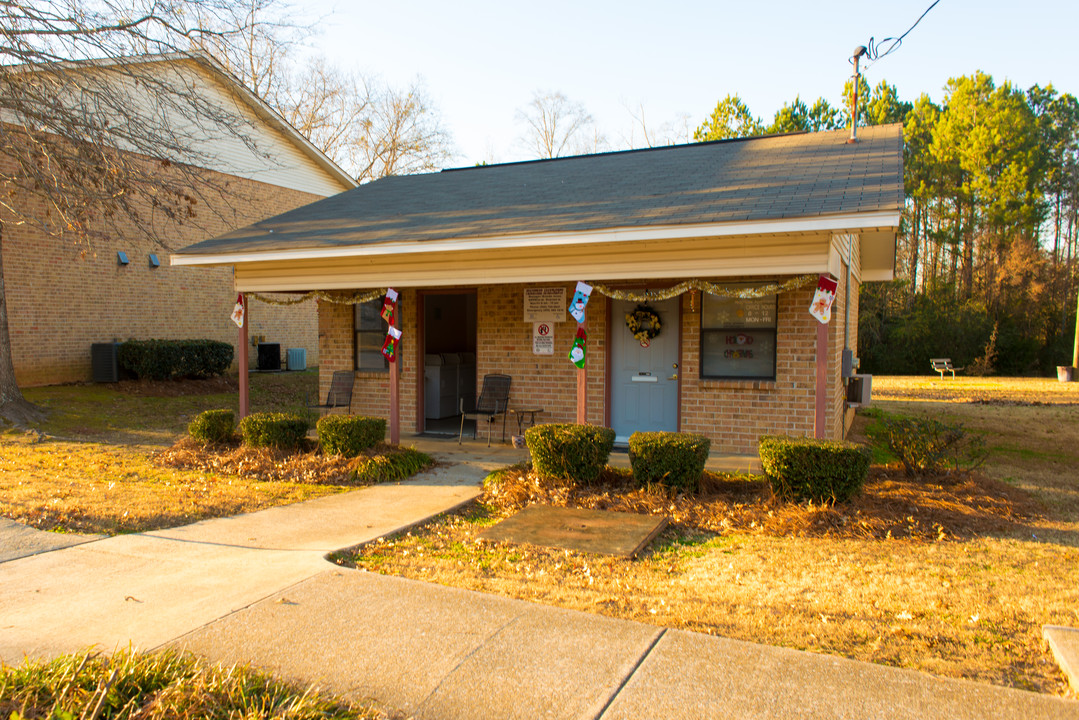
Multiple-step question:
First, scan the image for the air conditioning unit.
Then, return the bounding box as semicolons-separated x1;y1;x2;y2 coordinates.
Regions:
257;342;281;371
846;374;872;407
286;348;307;371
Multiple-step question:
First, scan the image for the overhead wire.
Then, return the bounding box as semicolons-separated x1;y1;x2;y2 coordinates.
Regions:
854;0;941;70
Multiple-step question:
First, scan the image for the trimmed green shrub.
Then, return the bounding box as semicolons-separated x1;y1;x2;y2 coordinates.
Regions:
628;431;711;490
350;447;432;483
238;412;309;450
317;415;386;457
118;339;233;380
758;435;871;503
524;423;615;486
881;416;988;476
188;409;235;444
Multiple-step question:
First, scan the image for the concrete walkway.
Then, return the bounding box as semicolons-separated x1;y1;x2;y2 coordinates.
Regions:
0;458;483;661
2;441;1075;719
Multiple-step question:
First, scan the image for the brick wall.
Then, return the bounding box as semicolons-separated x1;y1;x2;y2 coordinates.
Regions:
1;155;325;386
320;277;850;455
679;285;819;454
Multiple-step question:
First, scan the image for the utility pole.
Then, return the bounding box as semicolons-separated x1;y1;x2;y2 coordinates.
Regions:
849;45;867;143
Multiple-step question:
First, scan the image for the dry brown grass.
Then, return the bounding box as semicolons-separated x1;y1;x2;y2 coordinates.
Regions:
352;512;1077;694
342;376;1079;696
0;435;343;534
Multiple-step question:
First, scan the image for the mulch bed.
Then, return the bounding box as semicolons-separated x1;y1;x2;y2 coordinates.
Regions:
155;437;410;485
483;466;1043;541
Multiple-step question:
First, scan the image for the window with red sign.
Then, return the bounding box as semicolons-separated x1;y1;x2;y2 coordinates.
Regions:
700;291;777;380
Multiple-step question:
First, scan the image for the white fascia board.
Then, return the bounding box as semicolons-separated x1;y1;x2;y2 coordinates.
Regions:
170;211;901;267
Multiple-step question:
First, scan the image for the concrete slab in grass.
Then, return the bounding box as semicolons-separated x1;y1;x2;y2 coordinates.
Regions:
602;629;1079;720
176;569;662;720
1044;625;1079;695
479;505;667;558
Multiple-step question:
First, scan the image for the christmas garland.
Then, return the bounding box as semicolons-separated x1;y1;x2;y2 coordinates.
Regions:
589;275;816;302
245;275;816;307
248;288;387;306
625;305;662;343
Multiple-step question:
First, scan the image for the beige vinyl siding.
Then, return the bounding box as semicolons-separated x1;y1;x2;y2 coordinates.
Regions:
229;232;837;292
158;62;349;196
23;58;351;197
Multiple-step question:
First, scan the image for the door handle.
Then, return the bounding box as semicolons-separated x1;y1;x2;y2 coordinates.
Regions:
668;373;678;381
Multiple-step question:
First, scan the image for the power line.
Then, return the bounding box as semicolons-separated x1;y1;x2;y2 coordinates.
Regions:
855;0;941;70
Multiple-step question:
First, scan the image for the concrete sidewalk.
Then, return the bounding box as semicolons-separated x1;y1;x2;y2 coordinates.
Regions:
0;460;483;662
2;441;1075;719
176;570;1077;720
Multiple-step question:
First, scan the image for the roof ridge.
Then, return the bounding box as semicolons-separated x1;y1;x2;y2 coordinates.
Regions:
441;125;901;174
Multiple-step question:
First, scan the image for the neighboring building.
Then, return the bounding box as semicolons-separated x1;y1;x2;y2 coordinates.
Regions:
1;54;357;386
174;126;902;455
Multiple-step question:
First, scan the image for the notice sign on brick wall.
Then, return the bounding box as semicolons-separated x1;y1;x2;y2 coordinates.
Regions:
523;287;566;323
533;322;554;355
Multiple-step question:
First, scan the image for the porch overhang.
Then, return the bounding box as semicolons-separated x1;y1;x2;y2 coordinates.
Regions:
171;211;900;292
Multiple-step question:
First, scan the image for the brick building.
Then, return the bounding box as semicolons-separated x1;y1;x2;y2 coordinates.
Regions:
1;54;356;386
175;126;902;455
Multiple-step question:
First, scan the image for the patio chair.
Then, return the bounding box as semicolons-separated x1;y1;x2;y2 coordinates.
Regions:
306;370;355;415
459;374;511;446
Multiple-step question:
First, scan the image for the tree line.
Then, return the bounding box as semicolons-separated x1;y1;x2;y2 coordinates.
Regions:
694;76;1079;376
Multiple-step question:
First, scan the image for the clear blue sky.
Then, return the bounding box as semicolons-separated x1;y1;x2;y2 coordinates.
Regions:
302;0;1079;166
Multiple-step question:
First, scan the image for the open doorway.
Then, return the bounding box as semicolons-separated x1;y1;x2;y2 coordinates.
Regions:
422;291;478;436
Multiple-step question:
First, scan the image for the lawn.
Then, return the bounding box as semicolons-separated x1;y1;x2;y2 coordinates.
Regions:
339;375;1079;696
0;648;388;719
0;371;375;534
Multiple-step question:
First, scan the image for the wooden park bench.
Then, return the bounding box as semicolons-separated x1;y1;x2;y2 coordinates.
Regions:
930;358;961;379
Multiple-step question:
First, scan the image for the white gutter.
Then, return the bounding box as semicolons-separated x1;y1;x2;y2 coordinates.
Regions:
171;211;901;266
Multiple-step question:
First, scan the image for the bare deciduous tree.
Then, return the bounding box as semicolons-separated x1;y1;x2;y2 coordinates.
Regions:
0;0;281;423
516;91;601;159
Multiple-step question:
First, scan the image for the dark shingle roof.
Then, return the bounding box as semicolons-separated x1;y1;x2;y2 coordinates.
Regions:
178;124;903;256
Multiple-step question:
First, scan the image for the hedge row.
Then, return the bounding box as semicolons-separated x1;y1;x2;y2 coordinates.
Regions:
118;339;233;380
523;425;711;490
188;411;388;458
316;415;386;457
758;435;871;503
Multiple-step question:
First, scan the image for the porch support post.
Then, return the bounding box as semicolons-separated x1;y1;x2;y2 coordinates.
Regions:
813;319;827;438
576;317;587;424
389;329;400;444
238;293;249;418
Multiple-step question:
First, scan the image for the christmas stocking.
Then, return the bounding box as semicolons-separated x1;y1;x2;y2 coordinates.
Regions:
568;326;587;369
809;275;838;324
568;281;593;324
230;294;245;328
381;288;399;324
382;326;402;362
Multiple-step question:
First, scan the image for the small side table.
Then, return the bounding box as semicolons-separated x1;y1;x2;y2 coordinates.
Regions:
510;408;545;435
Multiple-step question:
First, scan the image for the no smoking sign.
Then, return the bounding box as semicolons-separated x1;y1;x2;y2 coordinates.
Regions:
532;322;554;355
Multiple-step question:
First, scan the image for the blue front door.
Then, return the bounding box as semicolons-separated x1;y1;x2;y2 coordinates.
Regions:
610;297;679;444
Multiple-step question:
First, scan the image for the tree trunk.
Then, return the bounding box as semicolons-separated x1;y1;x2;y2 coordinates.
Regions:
0;222;47;425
